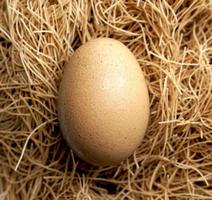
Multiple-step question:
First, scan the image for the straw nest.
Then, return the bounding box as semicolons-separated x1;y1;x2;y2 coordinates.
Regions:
0;0;212;199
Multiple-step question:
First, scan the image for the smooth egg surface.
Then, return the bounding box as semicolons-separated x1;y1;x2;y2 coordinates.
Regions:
58;38;149;166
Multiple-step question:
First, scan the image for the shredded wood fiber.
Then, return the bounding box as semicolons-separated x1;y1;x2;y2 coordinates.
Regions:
0;0;212;199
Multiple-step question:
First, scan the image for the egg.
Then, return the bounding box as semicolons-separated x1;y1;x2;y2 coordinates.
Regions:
58;38;149;166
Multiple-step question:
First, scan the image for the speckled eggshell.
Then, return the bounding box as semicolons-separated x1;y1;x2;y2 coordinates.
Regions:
58;38;149;166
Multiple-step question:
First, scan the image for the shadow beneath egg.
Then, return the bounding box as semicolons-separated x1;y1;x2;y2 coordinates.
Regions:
52;126;122;195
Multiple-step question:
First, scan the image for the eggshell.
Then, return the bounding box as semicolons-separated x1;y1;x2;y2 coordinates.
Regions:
58;38;149;166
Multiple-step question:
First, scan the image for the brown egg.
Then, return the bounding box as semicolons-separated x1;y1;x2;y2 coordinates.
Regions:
58;38;149;166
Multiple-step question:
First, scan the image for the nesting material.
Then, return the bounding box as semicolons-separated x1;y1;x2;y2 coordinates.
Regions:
0;0;212;199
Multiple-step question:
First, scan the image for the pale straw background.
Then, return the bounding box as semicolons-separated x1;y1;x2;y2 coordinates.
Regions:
0;0;212;199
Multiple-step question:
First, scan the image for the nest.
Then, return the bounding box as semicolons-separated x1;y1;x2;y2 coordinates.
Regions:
0;0;212;199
